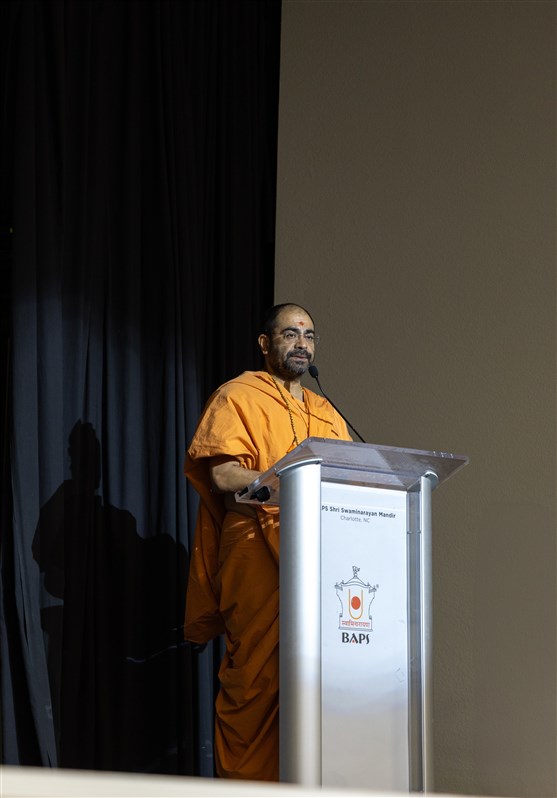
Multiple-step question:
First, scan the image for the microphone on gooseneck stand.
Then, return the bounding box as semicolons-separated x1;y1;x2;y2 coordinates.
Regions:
308;365;366;443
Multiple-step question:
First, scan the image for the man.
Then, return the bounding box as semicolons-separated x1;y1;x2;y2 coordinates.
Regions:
184;303;351;781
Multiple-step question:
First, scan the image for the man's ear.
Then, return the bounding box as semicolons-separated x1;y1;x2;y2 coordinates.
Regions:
258;333;269;355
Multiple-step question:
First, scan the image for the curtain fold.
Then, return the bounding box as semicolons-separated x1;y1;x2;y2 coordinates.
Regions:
0;0;280;774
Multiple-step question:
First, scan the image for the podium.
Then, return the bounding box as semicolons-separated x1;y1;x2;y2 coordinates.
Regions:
237;438;468;792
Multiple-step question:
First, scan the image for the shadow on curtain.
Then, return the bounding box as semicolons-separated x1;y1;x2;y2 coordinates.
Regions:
0;0;279;775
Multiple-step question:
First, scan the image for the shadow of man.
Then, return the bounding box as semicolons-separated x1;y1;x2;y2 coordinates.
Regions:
32;421;188;772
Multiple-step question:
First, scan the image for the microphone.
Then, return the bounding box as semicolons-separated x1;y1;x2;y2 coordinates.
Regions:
308;364;366;443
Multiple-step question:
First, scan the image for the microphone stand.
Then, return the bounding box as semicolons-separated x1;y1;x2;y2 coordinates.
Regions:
308;366;366;443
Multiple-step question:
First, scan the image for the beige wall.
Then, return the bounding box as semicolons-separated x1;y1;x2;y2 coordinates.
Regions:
275;1;556;795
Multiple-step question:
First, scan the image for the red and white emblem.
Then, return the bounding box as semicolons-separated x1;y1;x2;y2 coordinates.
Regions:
335;566;378;631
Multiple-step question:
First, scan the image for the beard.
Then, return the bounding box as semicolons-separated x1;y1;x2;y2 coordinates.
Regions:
285;351;310;375
266;344;311;380
280;348;311;378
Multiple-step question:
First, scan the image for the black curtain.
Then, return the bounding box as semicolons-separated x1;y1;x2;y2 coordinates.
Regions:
0;0;280;775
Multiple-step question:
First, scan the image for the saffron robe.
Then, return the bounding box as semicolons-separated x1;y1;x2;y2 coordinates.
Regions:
184;371;350;780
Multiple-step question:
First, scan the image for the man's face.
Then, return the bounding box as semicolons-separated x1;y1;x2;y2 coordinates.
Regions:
261;307;316;380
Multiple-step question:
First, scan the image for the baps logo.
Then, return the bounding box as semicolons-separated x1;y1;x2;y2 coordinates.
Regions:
335;566;378;644
342;632;371;645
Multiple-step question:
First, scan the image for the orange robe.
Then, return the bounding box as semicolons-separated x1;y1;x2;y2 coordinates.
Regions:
184;371;350;780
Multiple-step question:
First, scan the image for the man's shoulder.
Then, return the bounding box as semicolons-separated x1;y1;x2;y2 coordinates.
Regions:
213;373;324;403
201;371;277;411
216;371;273;396
303;384;329;408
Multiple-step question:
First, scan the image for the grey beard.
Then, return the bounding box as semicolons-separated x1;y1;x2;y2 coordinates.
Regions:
284;355;310;376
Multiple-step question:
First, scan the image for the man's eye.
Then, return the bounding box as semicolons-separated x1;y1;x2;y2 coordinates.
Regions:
284;332;296;341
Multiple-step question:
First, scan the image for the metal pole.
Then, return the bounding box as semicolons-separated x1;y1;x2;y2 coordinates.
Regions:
419;471;437;792
278;459;322;785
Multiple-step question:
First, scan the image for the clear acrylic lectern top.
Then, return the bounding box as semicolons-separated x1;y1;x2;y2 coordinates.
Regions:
236;437;468;505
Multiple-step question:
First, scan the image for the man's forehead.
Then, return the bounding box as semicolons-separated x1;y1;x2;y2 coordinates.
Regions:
276;307;314;329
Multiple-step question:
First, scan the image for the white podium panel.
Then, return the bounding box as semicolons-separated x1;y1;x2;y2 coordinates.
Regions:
321;482;408;790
